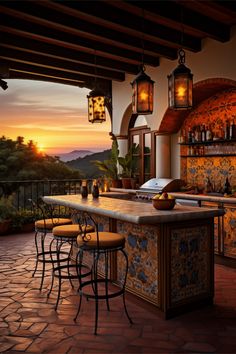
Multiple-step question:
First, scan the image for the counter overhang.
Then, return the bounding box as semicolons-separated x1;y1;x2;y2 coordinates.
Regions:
43;194;224;224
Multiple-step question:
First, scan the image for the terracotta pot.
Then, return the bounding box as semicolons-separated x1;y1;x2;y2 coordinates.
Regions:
121;178;132;189
131;178;138;189
0;220;11;235
111;179;122;188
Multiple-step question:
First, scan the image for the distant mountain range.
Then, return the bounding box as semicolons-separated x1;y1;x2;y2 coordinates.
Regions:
66;149;111;178
57;150;93;162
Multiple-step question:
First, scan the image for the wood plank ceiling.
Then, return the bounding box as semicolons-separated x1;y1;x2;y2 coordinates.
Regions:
0;0;236;96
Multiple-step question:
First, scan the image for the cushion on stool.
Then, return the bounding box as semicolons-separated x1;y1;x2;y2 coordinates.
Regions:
35;218;72;230
77;231;125;249
53;224;94;238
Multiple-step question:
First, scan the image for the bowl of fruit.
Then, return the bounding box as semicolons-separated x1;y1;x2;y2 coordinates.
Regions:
152;192;176;210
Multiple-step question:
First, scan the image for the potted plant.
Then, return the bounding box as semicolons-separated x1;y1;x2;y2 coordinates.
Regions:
12;208;36;233
118;143;139;189
92;137;122;188
0;195;16;235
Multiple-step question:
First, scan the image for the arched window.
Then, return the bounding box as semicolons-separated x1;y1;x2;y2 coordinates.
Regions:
129;115;155;186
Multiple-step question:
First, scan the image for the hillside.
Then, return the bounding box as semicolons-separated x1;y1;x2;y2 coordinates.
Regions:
57;150;93;162
66;149;112;178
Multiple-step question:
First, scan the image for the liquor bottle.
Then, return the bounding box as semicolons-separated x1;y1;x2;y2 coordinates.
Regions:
194;125;201;142
224;121;229;140
223;177;231;195
229;119;236;140
201;124;206;142
81;180;88;198
178;129;185;143
187;127;192;143
92;180;99;198
206;125;212;141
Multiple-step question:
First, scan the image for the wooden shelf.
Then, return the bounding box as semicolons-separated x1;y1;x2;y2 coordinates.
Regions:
181;154;236;158
179;139;236;146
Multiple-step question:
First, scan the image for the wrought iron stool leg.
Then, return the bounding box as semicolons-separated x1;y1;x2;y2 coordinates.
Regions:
32;230;39;277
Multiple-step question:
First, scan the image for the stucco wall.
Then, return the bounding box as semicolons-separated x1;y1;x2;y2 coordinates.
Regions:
113;25;236;135
112;25;236;178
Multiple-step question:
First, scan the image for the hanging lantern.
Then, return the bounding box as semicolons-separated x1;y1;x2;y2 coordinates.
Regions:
168;49;193;110
131;65;154;115
87;88;106;123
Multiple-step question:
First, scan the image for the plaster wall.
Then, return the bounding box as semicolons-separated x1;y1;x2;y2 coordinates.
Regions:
112;25;236;178
113;25;236;135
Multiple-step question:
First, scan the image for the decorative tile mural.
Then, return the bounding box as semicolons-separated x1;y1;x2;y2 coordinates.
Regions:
180;88;236;190
116;221;159;305
170;225;210;303
223;205;236;258
180;88;236;259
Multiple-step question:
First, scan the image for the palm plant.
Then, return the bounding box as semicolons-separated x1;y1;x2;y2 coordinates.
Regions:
92;138;120;181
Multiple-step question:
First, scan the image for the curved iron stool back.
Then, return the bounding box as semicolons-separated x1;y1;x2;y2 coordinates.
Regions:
48;222;94;310
29;197;72;291
74;212;133;335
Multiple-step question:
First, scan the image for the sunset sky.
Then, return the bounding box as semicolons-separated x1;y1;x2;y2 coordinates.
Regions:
1;79;112;155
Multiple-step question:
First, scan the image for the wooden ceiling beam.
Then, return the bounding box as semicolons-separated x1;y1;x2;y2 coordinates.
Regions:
9;70;88;88
0;2;177;60
1;60;95;85
43;0;201;52
119;0;231;42
1;33;139;75
0;47;125;81
0;13;159;67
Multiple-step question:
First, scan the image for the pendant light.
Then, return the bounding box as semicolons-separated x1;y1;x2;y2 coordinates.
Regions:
168;8;193;110
168;48;193;110
87;51;106;123
131;9;154;115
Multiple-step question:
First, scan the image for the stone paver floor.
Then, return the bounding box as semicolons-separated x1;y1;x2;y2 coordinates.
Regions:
0;232;236;353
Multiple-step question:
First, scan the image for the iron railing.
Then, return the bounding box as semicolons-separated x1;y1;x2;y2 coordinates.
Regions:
0;179;96;211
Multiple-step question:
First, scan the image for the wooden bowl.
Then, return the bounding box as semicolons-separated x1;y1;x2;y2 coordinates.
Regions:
152;198;176;210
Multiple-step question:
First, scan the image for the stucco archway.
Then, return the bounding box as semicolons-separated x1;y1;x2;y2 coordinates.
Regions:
158;78;236;135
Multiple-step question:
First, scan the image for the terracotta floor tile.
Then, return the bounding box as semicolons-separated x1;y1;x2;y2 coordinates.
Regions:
1;232;236;353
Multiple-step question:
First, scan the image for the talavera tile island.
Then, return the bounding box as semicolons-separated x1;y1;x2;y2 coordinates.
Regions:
43;194;224;318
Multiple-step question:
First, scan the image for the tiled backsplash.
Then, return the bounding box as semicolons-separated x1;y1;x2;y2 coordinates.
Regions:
180;88;236;191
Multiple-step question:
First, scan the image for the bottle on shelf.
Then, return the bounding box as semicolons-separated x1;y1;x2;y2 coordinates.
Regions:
224;120;230;140
178;129;186;144
201;124;206;142
229;119;236;140
187;127;192;143
223;177;231;195
194;125;201;142
206;125;212;141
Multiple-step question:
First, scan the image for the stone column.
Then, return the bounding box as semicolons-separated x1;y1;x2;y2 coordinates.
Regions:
155;135;171;178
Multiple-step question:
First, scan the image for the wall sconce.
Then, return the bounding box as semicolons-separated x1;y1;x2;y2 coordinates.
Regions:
131;65;154;115
168;48;193;110
87;88;106;123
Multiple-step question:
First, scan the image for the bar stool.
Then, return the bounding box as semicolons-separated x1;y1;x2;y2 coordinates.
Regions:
30;198;72;291
74;213;133;335
48;223;94;310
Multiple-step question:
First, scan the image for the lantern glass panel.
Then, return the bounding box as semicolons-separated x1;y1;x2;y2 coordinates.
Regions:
88;95;106;123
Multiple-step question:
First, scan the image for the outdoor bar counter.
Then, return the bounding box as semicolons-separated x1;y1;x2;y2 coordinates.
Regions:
43;194;224;319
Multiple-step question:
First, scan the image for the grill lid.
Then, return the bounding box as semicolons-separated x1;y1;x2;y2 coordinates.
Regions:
139;178;184;193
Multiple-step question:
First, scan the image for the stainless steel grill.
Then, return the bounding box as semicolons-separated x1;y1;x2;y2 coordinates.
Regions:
135;178;184;201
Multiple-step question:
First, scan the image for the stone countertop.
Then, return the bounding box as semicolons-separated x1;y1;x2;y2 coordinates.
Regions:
43;194;224;225
170;192;236;204
109;188;236;205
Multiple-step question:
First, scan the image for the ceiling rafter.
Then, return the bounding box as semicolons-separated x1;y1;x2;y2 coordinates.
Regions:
0;47;125;81
0;0;235;89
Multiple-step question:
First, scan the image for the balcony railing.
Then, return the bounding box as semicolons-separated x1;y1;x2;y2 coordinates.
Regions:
0;179;96;211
